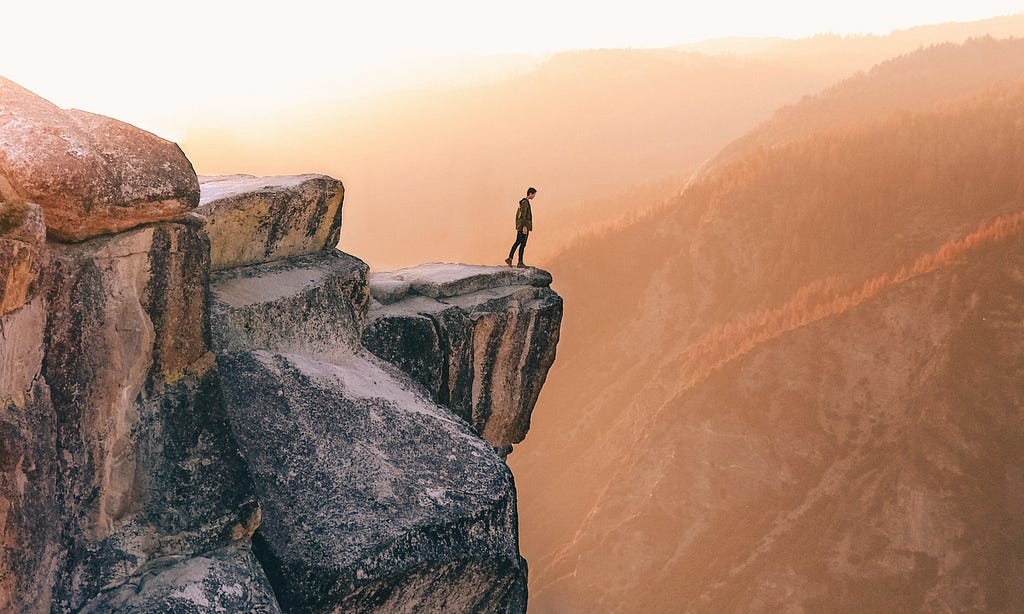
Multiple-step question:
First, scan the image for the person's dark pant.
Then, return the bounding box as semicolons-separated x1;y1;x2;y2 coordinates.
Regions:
508;231;528;263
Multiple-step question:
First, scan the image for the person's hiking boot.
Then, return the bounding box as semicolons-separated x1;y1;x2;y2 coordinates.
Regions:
517;262;527;269
504;257;513;267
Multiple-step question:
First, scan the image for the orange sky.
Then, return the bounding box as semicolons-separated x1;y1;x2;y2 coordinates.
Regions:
2;1;1022;140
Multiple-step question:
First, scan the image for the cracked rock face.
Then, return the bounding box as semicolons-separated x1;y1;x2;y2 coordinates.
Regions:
209;255;534;613
78;543;281;614
0;77;562;613
0;298;57;613
210;250;369;356
362;264;563;449
0;77;199;242
1;223;261;613
196;174;345;271
217;349;528;613
0;201;44;316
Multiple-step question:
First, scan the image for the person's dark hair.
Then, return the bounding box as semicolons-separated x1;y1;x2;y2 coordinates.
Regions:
527;187;537;195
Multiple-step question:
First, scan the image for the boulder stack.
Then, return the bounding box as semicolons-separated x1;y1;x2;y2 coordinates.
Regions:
0;76;562;613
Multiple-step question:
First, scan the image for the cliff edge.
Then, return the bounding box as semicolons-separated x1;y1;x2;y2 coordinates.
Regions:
0;77;561;613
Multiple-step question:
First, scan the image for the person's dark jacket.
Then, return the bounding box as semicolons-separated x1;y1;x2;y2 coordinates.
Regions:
516;198;533;232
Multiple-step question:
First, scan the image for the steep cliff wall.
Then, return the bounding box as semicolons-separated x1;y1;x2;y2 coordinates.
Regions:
1;220;269;613
0;78;561;613
362;264;562;452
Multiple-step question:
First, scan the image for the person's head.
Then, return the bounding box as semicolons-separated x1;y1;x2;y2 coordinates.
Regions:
527;187;537;200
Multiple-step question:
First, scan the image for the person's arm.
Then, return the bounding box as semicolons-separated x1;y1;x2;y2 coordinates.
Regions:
518;200;530;234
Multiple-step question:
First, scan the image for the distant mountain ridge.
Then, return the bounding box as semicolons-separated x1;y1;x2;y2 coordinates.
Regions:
511;64;1024;613
677;13;1024;60
180;14;1024;269
703;36;1024;176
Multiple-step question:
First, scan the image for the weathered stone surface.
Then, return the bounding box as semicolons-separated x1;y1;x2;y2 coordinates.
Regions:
0;77;199;242
210;250;369;356
78;543;281;613
362;265;562;448
0;206;51;614
216;348;528;613
372;263;553;302
196;174;345;270
37;224;259;611
0;298;59;613
0;201;45;316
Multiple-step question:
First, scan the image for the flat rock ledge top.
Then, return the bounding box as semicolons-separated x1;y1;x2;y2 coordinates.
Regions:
370;263;553;304
196;174;345;271
0;76;199;242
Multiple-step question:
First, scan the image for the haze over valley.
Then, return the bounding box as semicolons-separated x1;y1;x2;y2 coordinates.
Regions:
3;6;1024;613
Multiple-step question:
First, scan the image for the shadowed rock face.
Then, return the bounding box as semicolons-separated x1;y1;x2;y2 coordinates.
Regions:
43;225;262;611
0;300;57;612
1;223;263;613
362;264;563;450
78;544;281;614
217;349;528;614
0;77;561;613
196;174;345;271
209;255;541;613
0;202;44;316
0;77;199;242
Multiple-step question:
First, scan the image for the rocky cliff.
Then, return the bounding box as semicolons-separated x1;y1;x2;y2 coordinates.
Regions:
0;78;561;612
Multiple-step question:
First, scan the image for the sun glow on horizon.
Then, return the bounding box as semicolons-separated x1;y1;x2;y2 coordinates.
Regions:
2;0;1022;140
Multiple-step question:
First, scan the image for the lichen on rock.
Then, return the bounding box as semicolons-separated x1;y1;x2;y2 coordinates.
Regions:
0;77;199;242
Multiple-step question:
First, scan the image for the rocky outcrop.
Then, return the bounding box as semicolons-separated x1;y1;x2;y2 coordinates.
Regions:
1;222;265;613
0;201;44;316
208;254;536;612
0;77;199;242
217;349;527;613
210;251;368;355
196;174;344;271
44;224;262;611
0;77;561;613
362;264;562;450
78;544;281;613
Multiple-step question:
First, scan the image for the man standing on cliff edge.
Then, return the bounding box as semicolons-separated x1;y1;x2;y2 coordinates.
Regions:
505;187;536;268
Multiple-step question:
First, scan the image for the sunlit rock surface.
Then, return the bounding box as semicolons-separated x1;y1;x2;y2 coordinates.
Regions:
196;174;344;271
362;264;562;450
0;77;199;242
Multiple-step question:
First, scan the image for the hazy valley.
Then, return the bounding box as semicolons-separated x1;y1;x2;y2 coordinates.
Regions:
4;10;1024;614
511;39;1024;612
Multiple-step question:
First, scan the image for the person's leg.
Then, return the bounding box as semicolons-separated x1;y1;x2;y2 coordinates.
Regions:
517;233;527;265
506;234;522;265
507;236;520;262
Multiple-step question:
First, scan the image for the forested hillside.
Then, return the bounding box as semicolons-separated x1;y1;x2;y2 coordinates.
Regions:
512;79;1024;613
